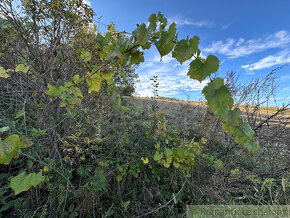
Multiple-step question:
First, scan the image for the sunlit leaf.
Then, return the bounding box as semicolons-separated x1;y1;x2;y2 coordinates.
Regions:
202;78;233;116
10;171;45;195
153;151;163;161
80;50;91;62
101;71;114;80
15;64;29;73
0;67;10;78
46;84;65;97
86;72;102;93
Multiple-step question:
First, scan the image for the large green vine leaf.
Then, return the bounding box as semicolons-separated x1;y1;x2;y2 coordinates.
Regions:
10;171;45;195
133;23;152;46
224;108;243;126
148;13;157;32
243;138;260;154
202;78;233;117
155;23;176;57
203;78;259;153
129;51;144;65
188;55;220;82
172;36;199;64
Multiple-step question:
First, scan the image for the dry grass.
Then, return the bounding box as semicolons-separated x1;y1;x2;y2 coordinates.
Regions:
127;96;290;178
124;96;290;207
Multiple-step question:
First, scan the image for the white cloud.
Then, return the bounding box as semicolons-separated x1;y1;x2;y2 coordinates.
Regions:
168;16;213;28
83;0;91;6
241;49;290;70
204;30;290;58
135;52;209;98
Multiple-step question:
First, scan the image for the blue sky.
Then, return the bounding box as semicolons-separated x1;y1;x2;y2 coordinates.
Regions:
87;0;290;105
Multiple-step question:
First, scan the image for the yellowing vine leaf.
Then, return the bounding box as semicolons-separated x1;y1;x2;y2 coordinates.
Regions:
19;136;33;148
101;71;114;80
80;50;92;62
141;157;149;164
86;72;102;93
0;135;21;165
0;135;32;165
10;171;45;195
153;151;163;161
15;64;29;73
0;67;10;78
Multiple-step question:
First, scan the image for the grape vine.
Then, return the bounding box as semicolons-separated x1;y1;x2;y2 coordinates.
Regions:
0;11;259;194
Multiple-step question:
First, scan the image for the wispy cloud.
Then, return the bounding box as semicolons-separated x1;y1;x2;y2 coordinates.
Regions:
135;53;209;97
280;75;290;80
221;22;232;30
204;30;290;58
241;49;290;71
168;16;213;28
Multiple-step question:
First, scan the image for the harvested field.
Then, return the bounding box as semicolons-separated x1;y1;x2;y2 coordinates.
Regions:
128;96;290;179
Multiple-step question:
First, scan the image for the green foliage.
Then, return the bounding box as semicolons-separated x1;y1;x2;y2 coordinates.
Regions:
46;84;66;97
0;126;10;133
0;1;266;216
0;135;32;165
0;67;10;78
203;78;259;153
172;36;199;64
31;128;46;137
202;77;233;117
86;71;102;93
79;50;92;62
15;64;29;73
46;82;83;108
133;23;152;47
155;23;177;57
188;55;219;82
10;171;45;195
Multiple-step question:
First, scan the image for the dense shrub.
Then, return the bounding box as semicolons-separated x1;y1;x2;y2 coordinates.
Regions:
0;0;288;217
